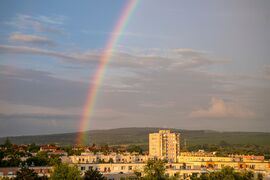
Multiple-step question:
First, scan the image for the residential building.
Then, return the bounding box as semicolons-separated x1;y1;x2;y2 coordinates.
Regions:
0;167;52;178
149;130;180;162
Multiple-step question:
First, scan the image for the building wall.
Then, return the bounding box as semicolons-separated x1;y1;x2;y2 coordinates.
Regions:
149;133;161;158
70;153;149;164
0;167;52;178
178;156;236;162
74;161;270;179
149;130;180;162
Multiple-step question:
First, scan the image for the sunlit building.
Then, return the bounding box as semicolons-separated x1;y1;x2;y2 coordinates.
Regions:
67;130;270;179
149;130;180;162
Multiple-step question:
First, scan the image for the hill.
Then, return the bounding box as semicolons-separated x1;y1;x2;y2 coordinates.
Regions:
1;127;270;147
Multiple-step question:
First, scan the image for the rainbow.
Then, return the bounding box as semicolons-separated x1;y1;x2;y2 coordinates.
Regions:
76;0;138;145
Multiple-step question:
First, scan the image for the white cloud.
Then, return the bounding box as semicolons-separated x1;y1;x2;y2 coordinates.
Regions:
189;97;255;119
0;45;77;61
6;14;65;34
173;48;207;56
139;101;175;108
0;100;80;116
9;33;54;46
0;45;226;70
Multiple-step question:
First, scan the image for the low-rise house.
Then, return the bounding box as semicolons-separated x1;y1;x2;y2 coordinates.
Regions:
48;150;68;156
70;151;270;179
0;166;52;178
40;145;58;152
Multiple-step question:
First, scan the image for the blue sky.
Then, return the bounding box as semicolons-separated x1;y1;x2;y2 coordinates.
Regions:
0;0;270;136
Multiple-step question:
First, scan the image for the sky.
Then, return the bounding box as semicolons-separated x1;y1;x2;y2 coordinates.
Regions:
0;0;270;136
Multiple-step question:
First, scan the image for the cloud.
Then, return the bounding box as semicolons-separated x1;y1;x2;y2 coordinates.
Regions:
36;15;66;25
92;108;132;121
0;45;226;70
6;14;65;34
0;99;80;116
0;113;78;120
0;114;78;137
81;30;170;40
9;33;54;46
262;65;270;79
0;61;269;134
173;48;206;57
1;46;268;133
0;65;89;108
139;101;175;108
0;45;78;61
0;99;80;137
189;97;255;119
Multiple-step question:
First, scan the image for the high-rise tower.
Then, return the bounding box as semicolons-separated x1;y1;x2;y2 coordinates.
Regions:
149;130;180;162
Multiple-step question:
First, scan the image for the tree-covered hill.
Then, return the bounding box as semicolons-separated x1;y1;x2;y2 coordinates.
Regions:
0;127;270;148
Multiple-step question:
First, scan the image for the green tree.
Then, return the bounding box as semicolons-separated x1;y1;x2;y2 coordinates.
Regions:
48;155;61;166
257;173;264;180
127;145;143;154
108;158;114;163
199;173;210;180
0;177;11;180
15;167;39;180
50;163;81;180
84;168;105;180
194;166;254;180
0;151;4;160
143;159;166;180
27;143;40;153
0;156;22;167
219;140;229;148
61;146;73;156
134;169;142;179
167;172;180;180
3;138;12;149
240;170;254;180
26;156;48;166
2;138;14;156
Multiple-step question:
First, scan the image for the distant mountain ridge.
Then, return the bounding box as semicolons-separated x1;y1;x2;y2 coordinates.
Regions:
1;127;270;147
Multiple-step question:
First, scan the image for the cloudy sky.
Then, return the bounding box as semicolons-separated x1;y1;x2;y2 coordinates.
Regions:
0;0;270;136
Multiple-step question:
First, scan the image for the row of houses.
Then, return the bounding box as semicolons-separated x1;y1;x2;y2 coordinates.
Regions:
1;154;269;179
70;157;270;179
0;167;52;178
1;130;270;179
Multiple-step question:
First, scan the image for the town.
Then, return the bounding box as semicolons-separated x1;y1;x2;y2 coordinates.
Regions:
0;130;268;179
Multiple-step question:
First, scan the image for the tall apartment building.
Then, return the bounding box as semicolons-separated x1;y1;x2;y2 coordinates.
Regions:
149;130;180;162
